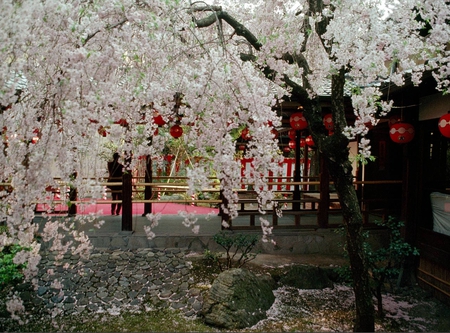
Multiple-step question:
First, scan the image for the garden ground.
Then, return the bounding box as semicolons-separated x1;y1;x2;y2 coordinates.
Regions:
1;249;450;332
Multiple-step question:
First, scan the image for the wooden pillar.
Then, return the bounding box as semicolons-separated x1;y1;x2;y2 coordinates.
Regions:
142;155;152;216
318;155;329;228
68;172;77;216
302;145;309;209
121;152;133;231
293;130;302;211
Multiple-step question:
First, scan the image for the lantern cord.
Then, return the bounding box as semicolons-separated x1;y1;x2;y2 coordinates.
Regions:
390;104;420;109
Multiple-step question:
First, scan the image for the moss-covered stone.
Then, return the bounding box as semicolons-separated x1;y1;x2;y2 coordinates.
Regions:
202;268;275;329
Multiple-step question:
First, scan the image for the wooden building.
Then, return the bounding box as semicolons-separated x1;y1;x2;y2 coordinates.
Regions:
376;71;450;305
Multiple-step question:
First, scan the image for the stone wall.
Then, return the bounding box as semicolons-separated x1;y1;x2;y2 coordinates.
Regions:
82;228;388;255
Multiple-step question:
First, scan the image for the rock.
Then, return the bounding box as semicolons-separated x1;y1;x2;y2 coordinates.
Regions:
279;265;334;289
202;268;275;329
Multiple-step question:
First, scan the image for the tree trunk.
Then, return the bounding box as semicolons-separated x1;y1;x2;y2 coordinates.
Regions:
328;151;375;331
344;215;376;332
325;70;375;332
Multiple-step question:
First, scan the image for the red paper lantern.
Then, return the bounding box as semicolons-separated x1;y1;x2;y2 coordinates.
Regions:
365;121;374;130
388;115;401;128
170;124;183;138
323;113;334;132
389;123;415;143
241;127;252;140
153;112;166;126
283;146;291;153
305;135;315;147
238;144;246;151
271;128;279;139
300;138;306;147
290;112;308;130
288;129;296;139
115;118;128;127
438;113;450;138
98;125;109;137
288;139;296;149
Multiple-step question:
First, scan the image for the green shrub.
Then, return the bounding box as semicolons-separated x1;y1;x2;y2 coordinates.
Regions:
0;244;30;290
205;231;260;271
335;216;419;317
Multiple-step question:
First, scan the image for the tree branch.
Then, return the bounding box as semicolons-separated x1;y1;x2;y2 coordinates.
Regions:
187;4;223;14
192;10;262;51
82;18;128;46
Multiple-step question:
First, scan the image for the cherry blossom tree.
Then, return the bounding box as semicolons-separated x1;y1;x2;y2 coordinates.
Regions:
189;1;449;330
1;0;449;330
1;0;282;322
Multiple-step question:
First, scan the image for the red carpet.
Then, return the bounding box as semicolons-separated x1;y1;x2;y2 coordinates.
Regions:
36;200;219;216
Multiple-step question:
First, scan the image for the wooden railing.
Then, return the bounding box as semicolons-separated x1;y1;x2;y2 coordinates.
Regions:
14;177;404;230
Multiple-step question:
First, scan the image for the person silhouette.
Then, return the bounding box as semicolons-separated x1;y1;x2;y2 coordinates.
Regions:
107;152;124;215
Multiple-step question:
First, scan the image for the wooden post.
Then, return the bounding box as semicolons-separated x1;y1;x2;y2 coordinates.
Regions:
318;155;329;228
302;145;309;209
293;130;302;212
121;171;133;231
68;172;77;216
143;155;152;216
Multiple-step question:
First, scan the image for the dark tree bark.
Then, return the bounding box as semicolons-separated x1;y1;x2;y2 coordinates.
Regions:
327;71;375;332
287;70;375;332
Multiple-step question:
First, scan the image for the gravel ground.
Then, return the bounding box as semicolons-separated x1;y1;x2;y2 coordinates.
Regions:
1;250;449;332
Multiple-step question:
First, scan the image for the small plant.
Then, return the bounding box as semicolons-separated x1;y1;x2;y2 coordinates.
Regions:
205;231;260;271
0;243;30;290
0;225;32;292
336;216;419;317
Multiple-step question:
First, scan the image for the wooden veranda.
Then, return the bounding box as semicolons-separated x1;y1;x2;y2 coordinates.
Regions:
31;169;403;233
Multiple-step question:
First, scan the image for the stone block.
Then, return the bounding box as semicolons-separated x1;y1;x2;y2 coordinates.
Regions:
202;268;275;329
128;236;148;249
110;236;128;249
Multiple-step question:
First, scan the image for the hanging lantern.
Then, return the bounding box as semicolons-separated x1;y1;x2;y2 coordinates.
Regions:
283;146;291;153
290;112;308;130
170;124;183;138
271;128;279;139
300;138;306;147
438;113;450;138
288;139;296;149
238;144;246;151
365;121;374;130
97;125;109;137
241;127;252;140
288;129;296;139
31;128;40;143
115;118;128;127
388;115;401;128
305;135;315;147
389;122;415;143
323;113;334;133
153;112;166;126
